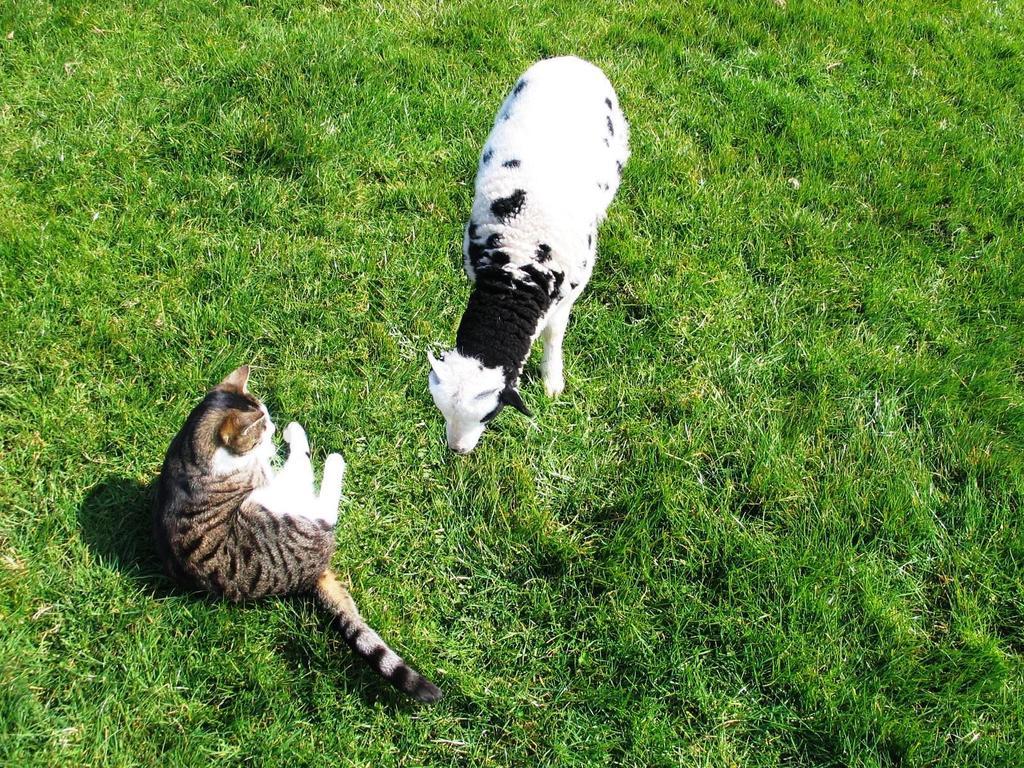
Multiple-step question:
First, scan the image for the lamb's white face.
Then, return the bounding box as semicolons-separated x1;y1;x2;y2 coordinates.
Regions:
427;350;528;454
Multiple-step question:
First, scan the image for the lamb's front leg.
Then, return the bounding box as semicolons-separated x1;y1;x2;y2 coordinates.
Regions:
541;304;572;397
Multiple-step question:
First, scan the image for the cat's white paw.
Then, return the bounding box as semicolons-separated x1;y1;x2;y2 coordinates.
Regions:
319;452;347;511
324;452;346;479
283;422;310;455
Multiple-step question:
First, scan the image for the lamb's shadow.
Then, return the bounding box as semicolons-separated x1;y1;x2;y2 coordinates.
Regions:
78;476;172;594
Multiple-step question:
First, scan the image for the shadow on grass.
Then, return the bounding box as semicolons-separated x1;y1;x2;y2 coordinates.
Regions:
77;475;170;595
275;610;446;711
77;476;450;709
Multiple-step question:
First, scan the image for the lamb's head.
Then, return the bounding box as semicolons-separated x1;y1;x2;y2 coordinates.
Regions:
427;350;530;454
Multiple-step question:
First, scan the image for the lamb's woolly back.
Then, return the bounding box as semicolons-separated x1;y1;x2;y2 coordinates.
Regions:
466;55;629;272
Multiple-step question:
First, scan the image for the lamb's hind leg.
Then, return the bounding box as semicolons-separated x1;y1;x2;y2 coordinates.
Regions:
542;302;573;397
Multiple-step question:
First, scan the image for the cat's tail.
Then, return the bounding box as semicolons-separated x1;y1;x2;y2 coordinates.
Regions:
315;569;442;703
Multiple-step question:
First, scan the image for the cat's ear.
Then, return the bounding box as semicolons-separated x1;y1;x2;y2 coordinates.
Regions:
218;365;251;394
218;408;266;454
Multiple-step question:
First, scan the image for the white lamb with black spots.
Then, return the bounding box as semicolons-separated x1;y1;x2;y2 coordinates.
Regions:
428;55;629;454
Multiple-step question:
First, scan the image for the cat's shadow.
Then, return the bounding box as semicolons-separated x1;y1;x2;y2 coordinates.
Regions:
78;476;169;594
77;476;439;710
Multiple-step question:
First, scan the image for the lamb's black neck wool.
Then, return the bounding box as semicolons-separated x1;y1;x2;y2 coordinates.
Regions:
456;266;552;383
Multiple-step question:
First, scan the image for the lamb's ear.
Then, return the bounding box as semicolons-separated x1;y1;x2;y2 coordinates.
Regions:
218;365;250;393
501;386;531;417
427;351;441;373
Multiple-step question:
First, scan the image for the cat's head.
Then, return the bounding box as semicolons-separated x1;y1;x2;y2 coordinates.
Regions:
209;365;275;456
181;366;276;471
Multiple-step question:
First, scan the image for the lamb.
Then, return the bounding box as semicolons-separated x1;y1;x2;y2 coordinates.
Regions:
428;56;630;453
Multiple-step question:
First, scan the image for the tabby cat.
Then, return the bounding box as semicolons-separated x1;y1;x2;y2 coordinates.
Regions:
153;365;441;702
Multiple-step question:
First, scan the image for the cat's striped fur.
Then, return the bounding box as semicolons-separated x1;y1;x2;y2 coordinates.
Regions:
153;366;441;702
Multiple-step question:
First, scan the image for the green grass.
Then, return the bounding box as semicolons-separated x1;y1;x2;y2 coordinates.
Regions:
1;0;1023;765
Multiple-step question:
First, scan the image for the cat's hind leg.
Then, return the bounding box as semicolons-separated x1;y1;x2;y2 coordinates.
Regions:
317;453;346;526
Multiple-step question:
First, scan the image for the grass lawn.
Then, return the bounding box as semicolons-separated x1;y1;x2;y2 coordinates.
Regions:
2;0;1023;765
